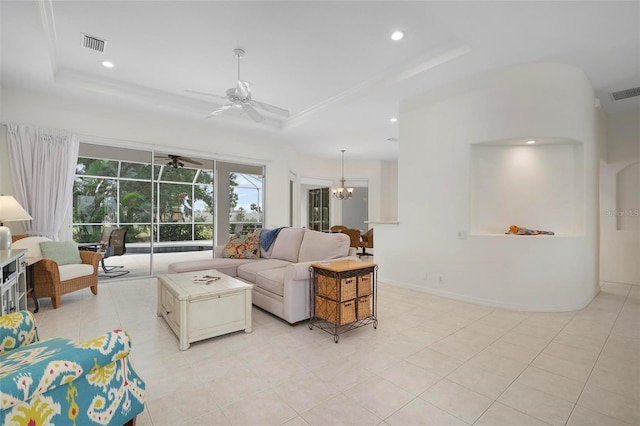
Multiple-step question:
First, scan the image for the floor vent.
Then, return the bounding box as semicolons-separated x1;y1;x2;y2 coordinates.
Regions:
610;86;640;101
81;33;107;53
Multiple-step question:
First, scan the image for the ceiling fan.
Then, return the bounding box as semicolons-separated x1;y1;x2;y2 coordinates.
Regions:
186;48;289;123
155;154;203;168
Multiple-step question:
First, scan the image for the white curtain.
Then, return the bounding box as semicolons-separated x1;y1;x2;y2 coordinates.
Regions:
7;124;79;240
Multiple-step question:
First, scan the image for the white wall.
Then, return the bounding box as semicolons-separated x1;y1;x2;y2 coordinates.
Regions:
291;152;387;229
600;110;640;285
379;160;398;222
376;63;600;311
0;87;293;238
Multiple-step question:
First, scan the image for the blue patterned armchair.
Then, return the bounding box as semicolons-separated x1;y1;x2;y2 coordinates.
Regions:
0;311;146;425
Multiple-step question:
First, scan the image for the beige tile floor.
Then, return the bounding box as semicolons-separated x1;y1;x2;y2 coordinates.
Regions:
29;278;638;426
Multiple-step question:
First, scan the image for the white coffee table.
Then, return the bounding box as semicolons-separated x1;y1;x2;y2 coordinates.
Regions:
157;269;253;350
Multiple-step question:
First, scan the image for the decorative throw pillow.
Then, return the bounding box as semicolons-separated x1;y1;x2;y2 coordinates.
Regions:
221;231;261;259
39;241;82;265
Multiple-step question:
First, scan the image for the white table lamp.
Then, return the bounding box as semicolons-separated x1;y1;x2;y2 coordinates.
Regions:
0;195;32;250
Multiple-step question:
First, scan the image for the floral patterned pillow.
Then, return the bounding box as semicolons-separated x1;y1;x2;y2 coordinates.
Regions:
221;231;261;259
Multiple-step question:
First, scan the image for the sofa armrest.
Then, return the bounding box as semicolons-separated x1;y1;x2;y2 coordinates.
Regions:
0;311;39;353
0;329;133;409
286;256;362;281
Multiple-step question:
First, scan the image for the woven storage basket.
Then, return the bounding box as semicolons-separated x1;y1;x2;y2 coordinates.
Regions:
357;295;372;319
317;274;357;301
357;273;372;296
315;296;356;325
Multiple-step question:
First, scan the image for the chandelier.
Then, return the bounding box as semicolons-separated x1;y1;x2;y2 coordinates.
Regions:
332;150;354;200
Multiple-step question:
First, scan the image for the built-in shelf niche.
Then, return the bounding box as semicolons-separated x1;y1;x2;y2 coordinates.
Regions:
470;138;585;236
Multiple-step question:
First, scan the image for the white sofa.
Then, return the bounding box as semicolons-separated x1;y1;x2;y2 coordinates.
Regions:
167;228;359;324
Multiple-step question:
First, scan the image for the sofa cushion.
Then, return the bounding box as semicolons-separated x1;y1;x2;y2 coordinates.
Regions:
58;264;94;281
221;231;261;259
260;243;274;259
39;241;82;265
298;230;350;262
254;268;286;297
270;228;305;262
237;259;291;283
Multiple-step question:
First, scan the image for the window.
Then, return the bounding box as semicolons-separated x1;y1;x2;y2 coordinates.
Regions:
73;157;213;244
229;172;263;235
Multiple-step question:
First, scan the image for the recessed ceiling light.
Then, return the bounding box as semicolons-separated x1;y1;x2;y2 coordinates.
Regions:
389;117;398;123
391;31;404;41
102;61;114;68
526;140;536;144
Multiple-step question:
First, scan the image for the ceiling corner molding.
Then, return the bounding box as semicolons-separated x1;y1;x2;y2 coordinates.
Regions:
284;40;472;129
36;0;58;75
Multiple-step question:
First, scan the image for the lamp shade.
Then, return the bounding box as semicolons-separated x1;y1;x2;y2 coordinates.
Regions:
0;195;32;223
0;195;32;250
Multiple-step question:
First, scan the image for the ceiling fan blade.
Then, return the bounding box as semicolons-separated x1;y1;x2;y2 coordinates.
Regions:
206;104;232;118
184;89;227;99
180;157;203;166
242;104;265;122
236;80;251;99
251;100;290;118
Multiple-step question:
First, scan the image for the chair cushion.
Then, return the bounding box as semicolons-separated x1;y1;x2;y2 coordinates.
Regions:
254;267;286;297
237;259;291;283
221;231;261;259
39;241;82;265
11;236;51;259
298;230;350;262
58;264;95;281
270;228;305;262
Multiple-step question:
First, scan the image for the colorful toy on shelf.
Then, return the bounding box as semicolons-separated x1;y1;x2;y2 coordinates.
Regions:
506;225;555;235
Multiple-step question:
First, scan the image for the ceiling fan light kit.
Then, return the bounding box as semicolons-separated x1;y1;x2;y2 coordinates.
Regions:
191;48;289;123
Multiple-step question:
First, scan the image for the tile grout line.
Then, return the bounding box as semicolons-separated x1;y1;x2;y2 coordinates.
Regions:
469;314;582;425
562;285;632;425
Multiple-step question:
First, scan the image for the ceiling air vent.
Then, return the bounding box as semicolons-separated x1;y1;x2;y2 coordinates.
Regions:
610;86;640;101
81;33;107;53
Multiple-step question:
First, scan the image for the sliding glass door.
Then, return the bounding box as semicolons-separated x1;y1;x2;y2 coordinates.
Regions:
72;144;265;278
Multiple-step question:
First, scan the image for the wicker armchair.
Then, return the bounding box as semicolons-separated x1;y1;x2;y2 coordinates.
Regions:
12;235;102;309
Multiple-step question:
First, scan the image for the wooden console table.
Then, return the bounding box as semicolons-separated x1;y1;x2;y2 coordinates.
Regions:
309;259;378;342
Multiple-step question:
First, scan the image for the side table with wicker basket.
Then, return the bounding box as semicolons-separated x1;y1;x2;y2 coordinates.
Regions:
309;259;378;342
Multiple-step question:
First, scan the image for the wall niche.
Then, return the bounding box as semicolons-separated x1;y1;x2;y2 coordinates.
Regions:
470;138;585;236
